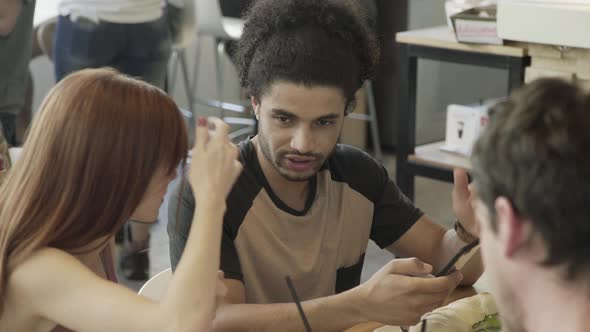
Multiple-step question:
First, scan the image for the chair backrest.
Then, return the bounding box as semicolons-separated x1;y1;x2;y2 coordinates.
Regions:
138;268;173;301
195;0;229;39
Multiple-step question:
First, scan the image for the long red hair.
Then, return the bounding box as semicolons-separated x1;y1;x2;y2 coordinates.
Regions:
0;68;188;312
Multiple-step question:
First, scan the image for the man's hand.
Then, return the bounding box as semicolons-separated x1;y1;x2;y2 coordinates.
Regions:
452;168;479;237
0;0;22;37
352;258;463;326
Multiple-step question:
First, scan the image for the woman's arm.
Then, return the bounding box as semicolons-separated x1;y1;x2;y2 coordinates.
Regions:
9;118;242;332
162;117;242;328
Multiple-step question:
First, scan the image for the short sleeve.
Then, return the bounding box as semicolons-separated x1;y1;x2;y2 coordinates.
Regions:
167;176;244;281
370;170;424;249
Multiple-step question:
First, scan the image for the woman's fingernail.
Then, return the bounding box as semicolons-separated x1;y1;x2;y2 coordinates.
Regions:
198;117;207;127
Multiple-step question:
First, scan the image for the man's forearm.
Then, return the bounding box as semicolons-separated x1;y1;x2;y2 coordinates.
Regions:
213;288;366;332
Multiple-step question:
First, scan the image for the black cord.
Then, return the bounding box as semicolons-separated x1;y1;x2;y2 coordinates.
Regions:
285;276;312;332
436;239;480;277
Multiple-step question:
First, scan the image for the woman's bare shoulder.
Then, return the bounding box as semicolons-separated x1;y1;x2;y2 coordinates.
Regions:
3;248;81;332
8;248;87;298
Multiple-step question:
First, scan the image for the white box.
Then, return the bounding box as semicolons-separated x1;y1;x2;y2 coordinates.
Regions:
498;0;590;48
441;103;491;156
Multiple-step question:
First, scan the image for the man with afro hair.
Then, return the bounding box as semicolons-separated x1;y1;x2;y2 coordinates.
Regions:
169;0;483;330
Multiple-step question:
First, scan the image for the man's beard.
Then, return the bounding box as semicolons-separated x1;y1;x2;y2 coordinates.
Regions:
258;132;334;182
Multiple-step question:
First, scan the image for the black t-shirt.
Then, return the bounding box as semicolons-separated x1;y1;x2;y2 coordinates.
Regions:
168;138;423;303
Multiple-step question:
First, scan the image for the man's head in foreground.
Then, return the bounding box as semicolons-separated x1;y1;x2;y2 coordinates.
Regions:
472;78;590;331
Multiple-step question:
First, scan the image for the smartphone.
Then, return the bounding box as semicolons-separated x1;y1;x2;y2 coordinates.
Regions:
436;239;480;277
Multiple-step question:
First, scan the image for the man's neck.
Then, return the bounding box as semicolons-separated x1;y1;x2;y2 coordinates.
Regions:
518;270;590;332
252;137;310;211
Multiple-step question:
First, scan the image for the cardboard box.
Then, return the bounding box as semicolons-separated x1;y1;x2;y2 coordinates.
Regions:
451;5;502;45
525;66;575;84
531;56;578;73
531;56;590;79
528;43;590;60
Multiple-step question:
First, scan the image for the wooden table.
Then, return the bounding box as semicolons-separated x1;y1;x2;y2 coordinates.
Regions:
395;26;529;200
396;26;526;58
346;275;489;332
408;141;471;171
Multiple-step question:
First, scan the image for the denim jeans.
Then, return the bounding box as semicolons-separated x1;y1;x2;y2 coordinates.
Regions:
54;14;172;89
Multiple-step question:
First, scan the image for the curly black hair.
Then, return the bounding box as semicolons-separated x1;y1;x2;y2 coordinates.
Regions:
236;0;380;113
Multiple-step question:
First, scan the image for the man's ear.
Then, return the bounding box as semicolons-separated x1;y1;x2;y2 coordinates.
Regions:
494;197;532;258
251;96;260;121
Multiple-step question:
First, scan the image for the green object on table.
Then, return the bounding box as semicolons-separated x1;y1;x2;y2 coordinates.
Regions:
472;313;501;332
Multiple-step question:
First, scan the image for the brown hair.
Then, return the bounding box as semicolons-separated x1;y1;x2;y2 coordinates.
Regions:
472;78;590;280
0;68;188;311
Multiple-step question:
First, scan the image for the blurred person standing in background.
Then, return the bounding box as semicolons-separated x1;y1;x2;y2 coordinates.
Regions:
0;0;36;146
53;0;179;281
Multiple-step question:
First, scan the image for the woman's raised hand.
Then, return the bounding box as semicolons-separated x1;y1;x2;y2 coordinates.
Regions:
189;117;243;207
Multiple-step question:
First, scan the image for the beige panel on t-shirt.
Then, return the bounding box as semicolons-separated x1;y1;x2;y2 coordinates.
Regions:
234;169;374;304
